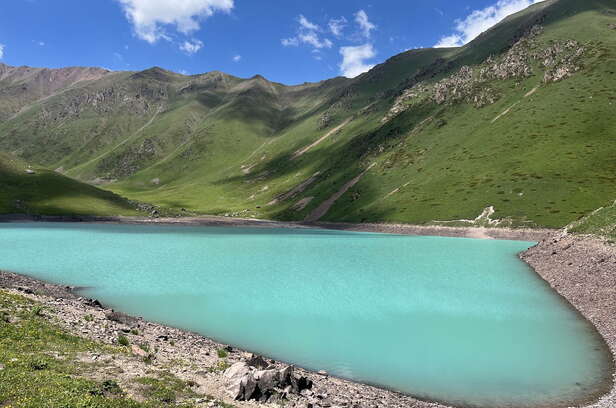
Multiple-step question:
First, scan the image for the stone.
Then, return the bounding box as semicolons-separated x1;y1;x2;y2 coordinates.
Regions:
240;371;258;400
246;354;269;369
106;311;138;327
279;365;294;386
131;345;148;358
254;368;280;391
0;363;4;370
223;362;253;400
290;373;313;394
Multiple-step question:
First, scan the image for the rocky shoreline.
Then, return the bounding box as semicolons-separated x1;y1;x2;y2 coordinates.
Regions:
0;214;551;241
0;224;614;408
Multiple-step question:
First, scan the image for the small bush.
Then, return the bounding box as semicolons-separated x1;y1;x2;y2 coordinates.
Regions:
84;314;94;322
31;305;44;317
117;335;130;347
130;329;139;335
29;358;49;371
216;348;228;359
209;360;231;373
102;379;122;395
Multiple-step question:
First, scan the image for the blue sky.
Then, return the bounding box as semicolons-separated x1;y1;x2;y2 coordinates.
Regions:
0;0;542;85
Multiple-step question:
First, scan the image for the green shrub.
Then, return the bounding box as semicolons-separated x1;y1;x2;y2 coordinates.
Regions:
117;335;130;347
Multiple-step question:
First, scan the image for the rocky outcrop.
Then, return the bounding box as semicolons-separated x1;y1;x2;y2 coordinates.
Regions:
223;361;313;402
384;25;588;122
539;40;585;82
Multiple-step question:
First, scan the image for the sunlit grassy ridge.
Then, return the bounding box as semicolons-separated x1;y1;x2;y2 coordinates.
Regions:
569;201;616;241
0;152;138;216
0;0;615;228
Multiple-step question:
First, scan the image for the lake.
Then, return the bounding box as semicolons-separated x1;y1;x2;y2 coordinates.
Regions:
0;222;611;408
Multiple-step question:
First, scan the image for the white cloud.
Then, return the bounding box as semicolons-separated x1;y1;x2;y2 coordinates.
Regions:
233;54;241;62
339;43;375;78
117;0;233;44
328;17;347;37
180;39;204;54
38;41;45;46
299;32;332;49
355;10;376;39
298;15;319;31
435;34;464;48
282;14;332;51
281;37;299;47
179;69;190;75
435;0;544;48
0;44;4;59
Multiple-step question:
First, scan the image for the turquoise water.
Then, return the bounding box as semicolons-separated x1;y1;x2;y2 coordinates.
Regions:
0;223;611;408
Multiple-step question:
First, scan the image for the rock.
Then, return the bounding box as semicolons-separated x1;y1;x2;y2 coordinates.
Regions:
240;371;258;400
131;345;148;358
105;311;138;327
254;368;280;392
84;298;102;308
279;365;294;386
223;362;253;400
247;354;269;369
290;374;313;394
317;370;328;377
25;169;35;174
0;363;4;370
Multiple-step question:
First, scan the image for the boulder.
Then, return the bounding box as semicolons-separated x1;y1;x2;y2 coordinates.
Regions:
254;368;280;391
224;363;312;401
223;362;252;400
246;354;269;369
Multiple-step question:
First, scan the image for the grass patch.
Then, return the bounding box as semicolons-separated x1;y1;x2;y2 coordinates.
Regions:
0;290;199;407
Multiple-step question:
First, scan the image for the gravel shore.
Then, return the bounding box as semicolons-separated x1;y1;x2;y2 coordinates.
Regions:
0;222;613;408
0;214;551;241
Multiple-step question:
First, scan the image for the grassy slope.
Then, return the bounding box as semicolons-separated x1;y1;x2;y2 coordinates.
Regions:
0;0;614;228
0;153;139;216
0;291;213;408
569;201;616;241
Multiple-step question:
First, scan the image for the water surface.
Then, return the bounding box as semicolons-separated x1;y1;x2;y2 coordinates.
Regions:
0;222;611;408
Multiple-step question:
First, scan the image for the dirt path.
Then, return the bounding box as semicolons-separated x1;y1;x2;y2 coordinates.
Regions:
491;101;520;123
291;118;352;160
304;163;376;222
524;85;539;97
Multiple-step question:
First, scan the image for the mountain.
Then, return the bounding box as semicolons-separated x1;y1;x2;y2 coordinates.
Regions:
1;0;615;228
0;152;138;216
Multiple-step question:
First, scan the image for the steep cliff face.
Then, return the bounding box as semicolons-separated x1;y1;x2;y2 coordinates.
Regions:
0;0;615;227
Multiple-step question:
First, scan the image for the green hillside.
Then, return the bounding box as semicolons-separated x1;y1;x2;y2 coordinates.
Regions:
0;0;615;228
0;153;139;216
